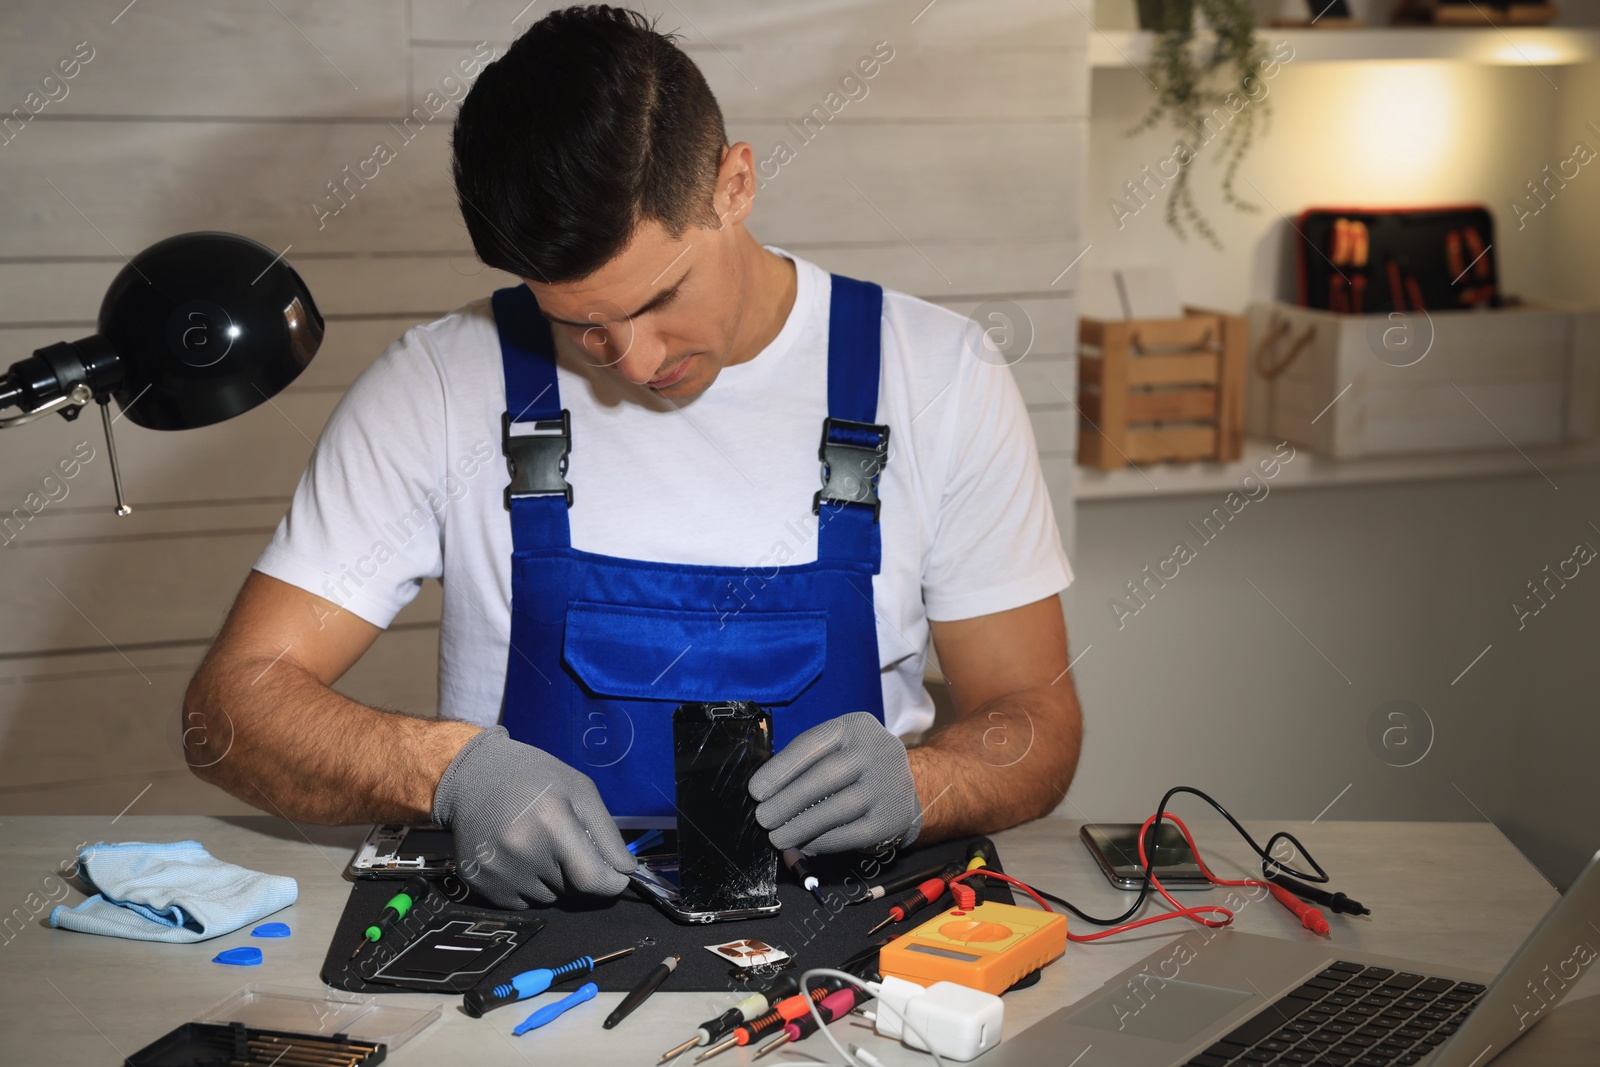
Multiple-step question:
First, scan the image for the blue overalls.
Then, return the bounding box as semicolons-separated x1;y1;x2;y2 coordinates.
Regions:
490;274;893;817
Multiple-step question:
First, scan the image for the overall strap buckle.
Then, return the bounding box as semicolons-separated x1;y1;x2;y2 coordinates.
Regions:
502;409;573;510
813;417;890;521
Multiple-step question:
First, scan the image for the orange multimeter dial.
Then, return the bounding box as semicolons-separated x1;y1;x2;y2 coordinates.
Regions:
879;900;1067;996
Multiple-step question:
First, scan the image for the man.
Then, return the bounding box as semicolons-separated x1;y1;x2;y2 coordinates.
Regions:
184;5;1083;909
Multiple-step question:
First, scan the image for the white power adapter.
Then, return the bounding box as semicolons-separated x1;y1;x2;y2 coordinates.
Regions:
873;975;1005;1062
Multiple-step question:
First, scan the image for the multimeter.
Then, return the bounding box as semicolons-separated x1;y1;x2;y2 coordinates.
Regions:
879;900;1067;996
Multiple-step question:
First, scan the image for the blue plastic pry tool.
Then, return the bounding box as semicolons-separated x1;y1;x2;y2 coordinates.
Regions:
213;946;263;966
251;922;291;938
626;828;665;855
513;982;598;1035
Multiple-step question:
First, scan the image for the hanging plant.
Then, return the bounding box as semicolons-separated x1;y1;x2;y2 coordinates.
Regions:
1130;0;1277;248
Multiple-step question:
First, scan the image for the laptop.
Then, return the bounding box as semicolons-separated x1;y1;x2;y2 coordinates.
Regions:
982;849;1600;1066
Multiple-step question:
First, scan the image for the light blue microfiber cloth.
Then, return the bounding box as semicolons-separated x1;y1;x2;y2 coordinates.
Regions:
48;840;297;943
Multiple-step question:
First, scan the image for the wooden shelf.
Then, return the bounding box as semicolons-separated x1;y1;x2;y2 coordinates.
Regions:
1075;435;1600;500
1088;26;1600;68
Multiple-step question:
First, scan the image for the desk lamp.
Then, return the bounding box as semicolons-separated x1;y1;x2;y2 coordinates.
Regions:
0;231;323;513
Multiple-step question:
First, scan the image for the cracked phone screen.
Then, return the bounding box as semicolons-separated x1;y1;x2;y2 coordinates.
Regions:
673;702;778;912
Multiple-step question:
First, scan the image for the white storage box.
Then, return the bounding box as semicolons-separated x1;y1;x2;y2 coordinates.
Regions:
1245;300;1599;459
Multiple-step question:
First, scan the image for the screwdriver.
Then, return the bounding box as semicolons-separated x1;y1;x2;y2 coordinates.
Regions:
512;981;599;1035
349;875;430;960
782;848;826;903
463;947;634;1017
866;866;961;936
657;974;803;1061
752;987;863;1060
606;954;680;1029
693;980;843;1062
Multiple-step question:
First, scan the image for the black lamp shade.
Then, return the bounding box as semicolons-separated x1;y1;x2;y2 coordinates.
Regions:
97;231;324;430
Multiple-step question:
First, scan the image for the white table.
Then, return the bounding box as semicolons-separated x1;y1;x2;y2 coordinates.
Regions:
3;815;1596;1064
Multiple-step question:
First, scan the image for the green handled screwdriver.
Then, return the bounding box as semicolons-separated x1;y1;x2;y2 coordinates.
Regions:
349;875;431;960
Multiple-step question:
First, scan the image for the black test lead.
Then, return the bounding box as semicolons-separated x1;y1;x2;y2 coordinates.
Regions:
1266;870;1370;916
605;953;680;1029
349;874;430;961
781;848;825;903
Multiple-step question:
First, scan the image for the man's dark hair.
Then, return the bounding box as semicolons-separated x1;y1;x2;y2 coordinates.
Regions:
451;5;728;284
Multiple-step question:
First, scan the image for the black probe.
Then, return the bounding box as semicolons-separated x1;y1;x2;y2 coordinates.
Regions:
850;861;949;904
1266;871;1370;916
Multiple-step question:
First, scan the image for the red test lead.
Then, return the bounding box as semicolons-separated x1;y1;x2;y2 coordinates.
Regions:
866;873;953;936
1132;813;1331;939
1265;883;1330;936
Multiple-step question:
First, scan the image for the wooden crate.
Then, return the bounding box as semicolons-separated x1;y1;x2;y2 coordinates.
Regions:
1244;300;1600;459
1076;307;1248;469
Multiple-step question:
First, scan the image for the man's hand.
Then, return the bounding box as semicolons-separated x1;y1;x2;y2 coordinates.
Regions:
432;726;637;906
749;712;921;854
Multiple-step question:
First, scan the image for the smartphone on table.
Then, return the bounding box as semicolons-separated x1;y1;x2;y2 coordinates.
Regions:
1081;822;1212;891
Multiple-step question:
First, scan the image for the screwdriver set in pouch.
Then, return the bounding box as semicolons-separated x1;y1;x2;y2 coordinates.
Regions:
123;984;438;1067
125;1021;384;1066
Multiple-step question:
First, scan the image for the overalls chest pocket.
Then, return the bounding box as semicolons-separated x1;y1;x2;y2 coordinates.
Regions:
560;600;829;706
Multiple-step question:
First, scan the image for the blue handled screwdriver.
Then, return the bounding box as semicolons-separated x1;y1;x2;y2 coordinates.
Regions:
513;981;599;1035
463;947;634;1017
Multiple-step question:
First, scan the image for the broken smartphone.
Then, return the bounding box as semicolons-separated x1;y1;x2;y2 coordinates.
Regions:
630;701;779;923
347;823;456;880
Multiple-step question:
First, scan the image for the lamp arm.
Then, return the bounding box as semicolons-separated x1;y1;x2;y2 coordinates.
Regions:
0;380;93;429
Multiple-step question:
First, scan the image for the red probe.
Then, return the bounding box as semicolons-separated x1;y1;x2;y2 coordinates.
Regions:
1264;882;1332;935
865;869;958;936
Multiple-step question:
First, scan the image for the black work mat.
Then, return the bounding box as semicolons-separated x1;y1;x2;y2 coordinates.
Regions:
321;836;1013;995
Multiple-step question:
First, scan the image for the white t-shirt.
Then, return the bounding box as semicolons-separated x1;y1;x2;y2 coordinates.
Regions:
253;248;1073;736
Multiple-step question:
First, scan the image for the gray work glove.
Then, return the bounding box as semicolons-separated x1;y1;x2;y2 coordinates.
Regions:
431;726;637;907
749;712;922;854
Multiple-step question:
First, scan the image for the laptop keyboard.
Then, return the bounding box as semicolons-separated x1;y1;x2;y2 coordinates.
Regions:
1185;961;1486;1067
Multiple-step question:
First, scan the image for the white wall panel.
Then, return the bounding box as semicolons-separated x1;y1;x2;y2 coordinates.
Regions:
0;121;475;258
411;0;1083;50
0;1;408;118
411;39;1087;120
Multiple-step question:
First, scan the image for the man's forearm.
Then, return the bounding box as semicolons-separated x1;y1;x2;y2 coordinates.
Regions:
183;652;480;825
906;686;1082;843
